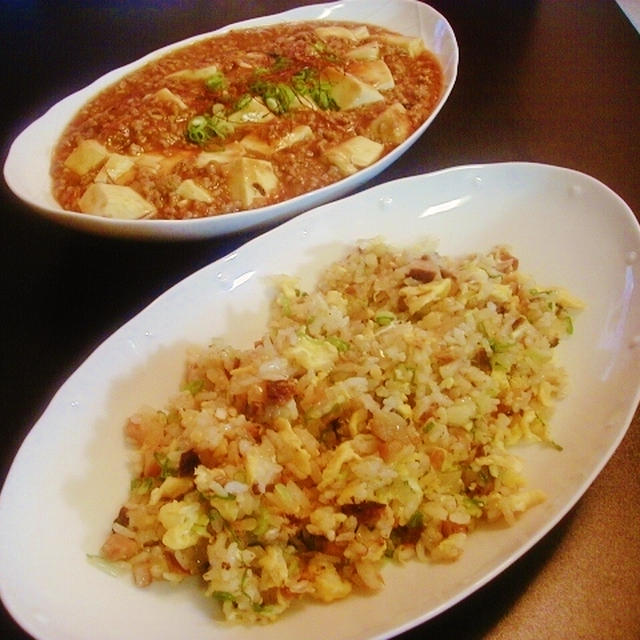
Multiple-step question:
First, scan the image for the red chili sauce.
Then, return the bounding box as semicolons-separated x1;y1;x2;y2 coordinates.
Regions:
51;21;443;220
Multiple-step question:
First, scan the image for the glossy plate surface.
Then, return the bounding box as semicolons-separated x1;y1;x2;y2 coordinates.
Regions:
1;163;639;640
2;0;458;240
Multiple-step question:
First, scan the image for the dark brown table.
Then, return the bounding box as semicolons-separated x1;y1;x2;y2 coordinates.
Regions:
1;1;639;638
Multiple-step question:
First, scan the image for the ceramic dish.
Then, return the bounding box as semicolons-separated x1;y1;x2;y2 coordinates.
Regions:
2;0;458;241
1;163;639;640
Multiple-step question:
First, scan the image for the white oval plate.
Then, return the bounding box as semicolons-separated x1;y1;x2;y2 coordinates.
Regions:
1;163;639;640
2;0;458;241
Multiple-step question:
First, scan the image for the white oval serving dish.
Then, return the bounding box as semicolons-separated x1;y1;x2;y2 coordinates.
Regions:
1;162;639;640
3;0;458;240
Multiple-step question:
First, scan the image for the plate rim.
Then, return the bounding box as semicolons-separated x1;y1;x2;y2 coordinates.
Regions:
1;161;639;640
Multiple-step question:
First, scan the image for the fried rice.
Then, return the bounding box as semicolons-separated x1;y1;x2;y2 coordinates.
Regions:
98;239;582;622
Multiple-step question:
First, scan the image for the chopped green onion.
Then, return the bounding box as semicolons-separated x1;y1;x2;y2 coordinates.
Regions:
212;590;237;602
488;336;514;353
407;511;424;528
277;294;292;316
250;80;296;115
529;288;555;297
292;67;315;91
234;93;252;111
463;496;484;517
269;53;291;71
186;113;234;144
374;311;396;326
186;115;209;143
311;41;340;62
564;315;574;335
182;379;204;395
292;67;338;111
311;81;338;110
154;452;177;478
204;71;227;91
423;420;436;433
212;492;237;502
326;335;349;352
130;477;154;493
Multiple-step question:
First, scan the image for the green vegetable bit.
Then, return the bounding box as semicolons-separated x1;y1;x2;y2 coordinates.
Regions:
548;439;564;451
130;476;154;494
204;71;227;92
250;79;297;115
374;311;396;326
234;93;253;111
564;315;574;335
407;511;424;528
182;378;204;395
311;41;340;63
186;113;234;144
269;53;291;71
423;419;436;433
292;67;338;111
212;590;237;603
154;452;177;478
326;335;350;352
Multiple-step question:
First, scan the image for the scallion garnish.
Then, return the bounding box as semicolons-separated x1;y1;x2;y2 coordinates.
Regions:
186;113;234;144
204;71;227;92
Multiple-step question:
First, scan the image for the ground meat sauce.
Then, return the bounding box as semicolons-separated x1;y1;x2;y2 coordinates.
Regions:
51;21;443;220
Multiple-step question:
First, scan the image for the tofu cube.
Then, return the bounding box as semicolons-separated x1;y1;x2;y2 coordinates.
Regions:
195;142;245;167
350;26;371;40
154;88;188;110
322;67;384;110
324;136;384;176
368;103;412;144
240;134;274;156
228;97;275;124
345;42;381;61
64;139;109;176
176;179;213;203
94;153;136;185
379;34;425;57
133;153;164;172
347;59;395;90
167;64;219;81
273;125;313;152
78;183;156;219
315;25;369;41
227;157;279;208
